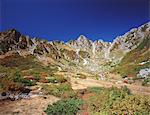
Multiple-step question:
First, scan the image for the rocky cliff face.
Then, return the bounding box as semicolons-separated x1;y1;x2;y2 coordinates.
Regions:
108;22;150;61
0;22;149;73
0;29;21;54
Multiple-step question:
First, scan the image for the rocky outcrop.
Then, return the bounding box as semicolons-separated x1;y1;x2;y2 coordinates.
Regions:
68;35;93;50
137;68;150;78
0;29;21;54
107;22;150;60
0;29;62;61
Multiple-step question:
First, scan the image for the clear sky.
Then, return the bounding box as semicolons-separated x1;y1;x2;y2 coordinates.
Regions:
1;0;149;42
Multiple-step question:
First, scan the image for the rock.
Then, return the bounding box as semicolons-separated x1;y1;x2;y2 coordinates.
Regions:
0;92;9;100
137;68;150;78
1;92;6;96
21;88;31;94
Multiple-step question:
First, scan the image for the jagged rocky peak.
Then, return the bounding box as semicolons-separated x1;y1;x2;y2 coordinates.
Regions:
0;29;22;54
94;40;110;51
51;40;64;46
139;22;150;32
0;29;21;42
67;35;92;50
109;22;150;53
77;35;89;42
68;35;112;53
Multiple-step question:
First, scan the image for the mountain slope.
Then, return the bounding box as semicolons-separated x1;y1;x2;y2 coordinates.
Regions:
114;36;150;76
0;22;150;91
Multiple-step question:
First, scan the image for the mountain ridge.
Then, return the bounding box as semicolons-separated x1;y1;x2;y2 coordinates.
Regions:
0;22;150;75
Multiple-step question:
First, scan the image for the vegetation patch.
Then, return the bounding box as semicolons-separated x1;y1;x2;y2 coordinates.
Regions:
79;86;150;114
45;98;83;115
42;82;76;98
13;71;36;86
79;51;90;58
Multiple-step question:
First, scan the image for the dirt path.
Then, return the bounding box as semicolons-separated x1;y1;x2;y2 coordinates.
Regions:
0;95;59;115
70;77;150;95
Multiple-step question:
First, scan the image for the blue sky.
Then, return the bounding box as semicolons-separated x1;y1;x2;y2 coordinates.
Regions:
1;0;149;42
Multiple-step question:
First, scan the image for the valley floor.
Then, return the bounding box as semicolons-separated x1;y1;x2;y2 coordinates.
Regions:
0;73;150;115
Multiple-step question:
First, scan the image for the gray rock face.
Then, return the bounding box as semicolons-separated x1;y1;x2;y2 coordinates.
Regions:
106;22;150;60
68;35;93;50
67;22;150;61
137;68;150;78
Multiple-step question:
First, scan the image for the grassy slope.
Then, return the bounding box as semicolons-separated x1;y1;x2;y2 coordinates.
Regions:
113;36;150;78
0;53;60;92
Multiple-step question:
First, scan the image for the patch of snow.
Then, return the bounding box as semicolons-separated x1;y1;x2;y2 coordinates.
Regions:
57;66;62;71
92;42;96;57
76;49;80;56
83;59;88;65
104;48;110;59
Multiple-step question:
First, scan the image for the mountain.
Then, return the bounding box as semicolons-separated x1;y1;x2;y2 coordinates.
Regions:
0;22;150;88
0;26;150;115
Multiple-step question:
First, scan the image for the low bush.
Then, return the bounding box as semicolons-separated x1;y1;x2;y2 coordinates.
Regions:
21;79;36;86
45;98;83;115
87;87;103;94
142;77;150;86
47;77;57;83
110;95;150;114
83;86;150;114
46;75;67;83
34;74;40;82
42;82;76;98
121;85;130;94
13;71;36;86
55;75;67;83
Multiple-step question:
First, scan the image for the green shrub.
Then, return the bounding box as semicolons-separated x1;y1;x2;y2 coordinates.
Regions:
57;82;72;91
121;85;130;94
47;75;67;83
106;87;127;108
142;77;150;86
87;87;103;94
34;74;40;81
47;77;57;83
110;95;150;114
21;79;36;86
42;82;76;98
86;91;109;114
45;98;83;115
13;71;36;86
13;71;23;83
85;86;134;115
